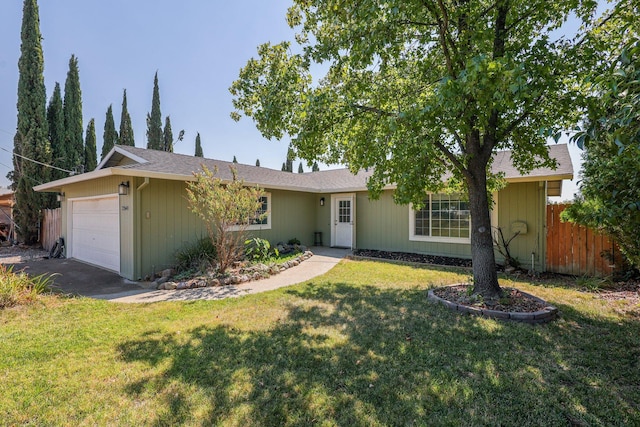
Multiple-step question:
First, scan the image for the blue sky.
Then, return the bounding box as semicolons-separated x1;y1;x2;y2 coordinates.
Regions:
0;1;603;198
0;1;298;186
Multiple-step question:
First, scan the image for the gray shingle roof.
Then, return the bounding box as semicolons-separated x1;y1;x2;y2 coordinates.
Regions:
36;143;572;193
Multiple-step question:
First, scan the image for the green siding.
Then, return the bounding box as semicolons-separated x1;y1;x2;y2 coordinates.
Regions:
497;181;546;271
354;184;546;270
249;190;317;246
355;190;471;258
136;183;320;279
58;175;135;279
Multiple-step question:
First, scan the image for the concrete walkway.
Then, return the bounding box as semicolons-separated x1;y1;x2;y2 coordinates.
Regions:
97;247;349;303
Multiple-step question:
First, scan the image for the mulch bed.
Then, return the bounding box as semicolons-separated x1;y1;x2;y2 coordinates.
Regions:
353;249;473;268
432;284;549;313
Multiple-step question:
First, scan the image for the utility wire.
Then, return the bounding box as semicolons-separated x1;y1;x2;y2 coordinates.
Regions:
0;146;75;175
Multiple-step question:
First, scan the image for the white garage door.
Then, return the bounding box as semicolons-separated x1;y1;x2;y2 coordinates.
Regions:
70;195;120;272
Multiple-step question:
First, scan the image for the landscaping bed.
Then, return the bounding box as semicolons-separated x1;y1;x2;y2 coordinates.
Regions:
353;248;473;268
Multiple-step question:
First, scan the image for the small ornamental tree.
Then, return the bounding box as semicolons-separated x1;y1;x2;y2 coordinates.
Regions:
185;166;265;274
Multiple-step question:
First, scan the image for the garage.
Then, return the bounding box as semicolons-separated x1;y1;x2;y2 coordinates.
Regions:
69;195;120;272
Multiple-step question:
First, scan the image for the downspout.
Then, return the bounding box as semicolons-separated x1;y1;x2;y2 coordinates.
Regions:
135;178;150;279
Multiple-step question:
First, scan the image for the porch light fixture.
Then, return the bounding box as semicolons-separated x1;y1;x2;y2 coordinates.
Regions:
320;197;325;206
118;181;130;196
56;192;64;202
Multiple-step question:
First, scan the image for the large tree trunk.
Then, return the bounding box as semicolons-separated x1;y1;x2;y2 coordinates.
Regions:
467;159;502;299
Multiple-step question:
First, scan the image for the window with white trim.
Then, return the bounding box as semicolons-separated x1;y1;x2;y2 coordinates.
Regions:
409;194;470;243
230;193;271;231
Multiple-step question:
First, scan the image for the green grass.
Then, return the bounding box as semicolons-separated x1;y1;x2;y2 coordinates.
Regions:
1;259;639;426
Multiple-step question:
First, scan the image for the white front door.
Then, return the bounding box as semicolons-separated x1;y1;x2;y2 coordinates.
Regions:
333;195;354;248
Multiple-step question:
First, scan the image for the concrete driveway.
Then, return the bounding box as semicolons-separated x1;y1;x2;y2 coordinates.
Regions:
7;258;148;298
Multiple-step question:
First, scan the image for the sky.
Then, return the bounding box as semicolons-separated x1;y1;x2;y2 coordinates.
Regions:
0;1;601;199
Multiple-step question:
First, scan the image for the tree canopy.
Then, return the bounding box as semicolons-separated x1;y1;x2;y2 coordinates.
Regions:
84;118;97;172
119;89;135;146
563;4;640;271
146;72;163;150
13;0;52;243
63;54;83;172
195;133;204;157
101;104;118;160
231;0;603;298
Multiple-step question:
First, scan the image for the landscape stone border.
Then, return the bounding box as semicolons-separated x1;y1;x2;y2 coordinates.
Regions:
346;254;473;271
428;285;558;324
155;250;314;290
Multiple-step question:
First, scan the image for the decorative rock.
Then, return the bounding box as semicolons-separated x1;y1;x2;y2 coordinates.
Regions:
270;266;280;275
161;268;175;278
156;283;165;290
155;276;168;285
253;272;262;281
209;278;220;287
176;281;188;290
164;282;177;290
230;275;240;284
292;260;299;266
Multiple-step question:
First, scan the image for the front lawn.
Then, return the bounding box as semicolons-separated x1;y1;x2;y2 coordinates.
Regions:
1;259;638;426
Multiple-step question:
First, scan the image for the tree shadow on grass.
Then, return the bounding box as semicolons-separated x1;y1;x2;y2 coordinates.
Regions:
117;282;640;426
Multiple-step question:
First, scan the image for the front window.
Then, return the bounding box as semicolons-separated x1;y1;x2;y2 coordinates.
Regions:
410;194;470;243
230;193;271;231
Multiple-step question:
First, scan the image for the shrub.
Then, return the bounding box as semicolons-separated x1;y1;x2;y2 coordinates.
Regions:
287;237;301;246
245;238;278;262
0;264;53;309
175;237;217;272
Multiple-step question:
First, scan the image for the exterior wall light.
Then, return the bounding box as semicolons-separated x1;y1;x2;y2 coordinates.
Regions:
56;192;65;202
118;181;130;196
320;197;325;206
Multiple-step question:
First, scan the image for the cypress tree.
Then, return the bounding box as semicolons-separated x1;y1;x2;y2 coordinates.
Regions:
163;116;173;152
119;89;134;146
281;162;286;171
233;156;238;163
84;118;97;172
63;54;83;173
255;159;260;167
47;82;65;180
286;146;294;172
194;133;203;157
312;161;319;172
101;104;118;159
298;162;304;173
146;72;163;150
13;0;52;243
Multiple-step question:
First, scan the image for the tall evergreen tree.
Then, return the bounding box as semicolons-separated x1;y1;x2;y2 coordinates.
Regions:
255;159;260;167
63;54;83;173
312;161;319;172
47;82;65;180
281;162;286;171
163;116;173;152
101;104;118;159
194;133;203;157
119;89;134;146
298;162;304;173
12;0;52;243
286;146;294;172
84;118;97;172
146;72;163;150
233;156;238;163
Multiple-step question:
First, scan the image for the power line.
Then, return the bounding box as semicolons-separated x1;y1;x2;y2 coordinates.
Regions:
0;146;75;174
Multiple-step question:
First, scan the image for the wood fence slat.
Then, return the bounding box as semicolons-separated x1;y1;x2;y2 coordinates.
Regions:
546;204;618;277
41;208;61;252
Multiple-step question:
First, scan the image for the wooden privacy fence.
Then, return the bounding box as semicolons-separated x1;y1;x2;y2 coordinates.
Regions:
41;208;61;252
546;204;619;277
